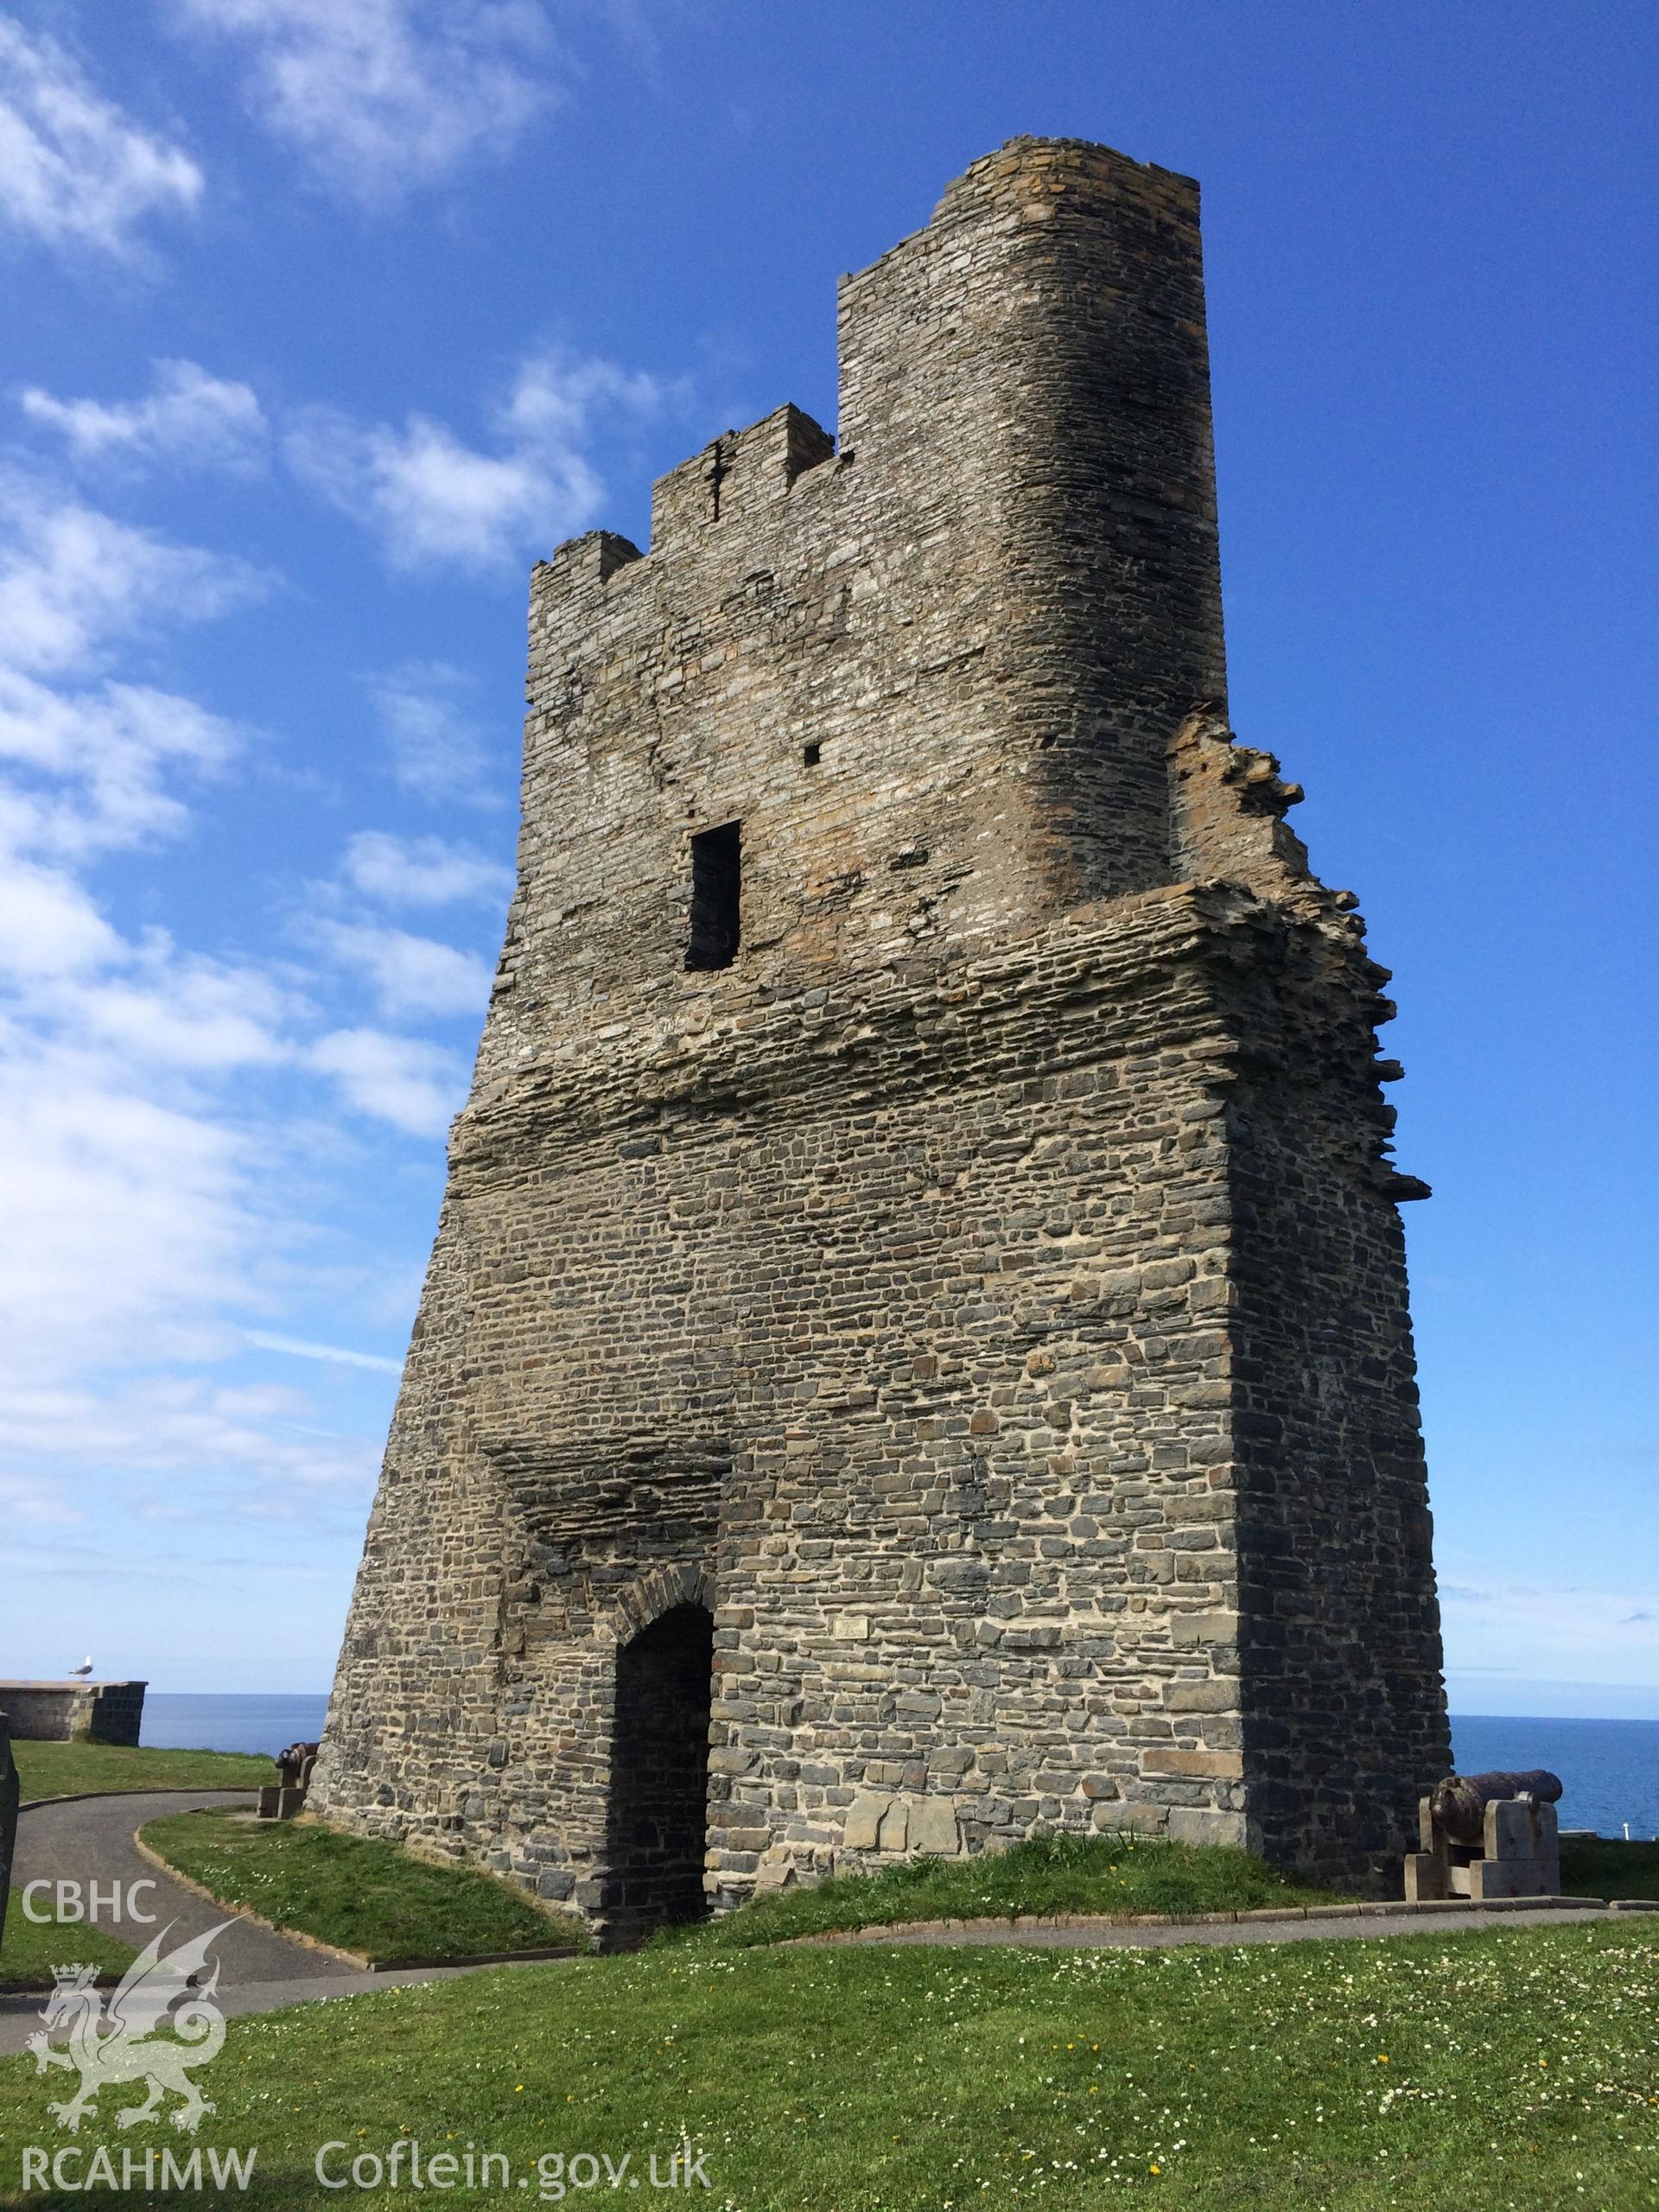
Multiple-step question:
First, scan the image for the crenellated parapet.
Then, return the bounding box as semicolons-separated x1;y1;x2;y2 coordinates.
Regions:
314;139;1447;1941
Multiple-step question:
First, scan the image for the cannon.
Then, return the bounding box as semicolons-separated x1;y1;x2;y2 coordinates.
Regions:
1405;1768;1564;1902
257;1739;321;1821
275;1740;320;1789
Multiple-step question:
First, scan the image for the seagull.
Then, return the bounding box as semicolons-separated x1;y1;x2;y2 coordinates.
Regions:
68;1656;93;1676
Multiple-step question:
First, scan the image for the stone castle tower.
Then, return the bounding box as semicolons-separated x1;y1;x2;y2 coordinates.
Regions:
311;137;1449;1943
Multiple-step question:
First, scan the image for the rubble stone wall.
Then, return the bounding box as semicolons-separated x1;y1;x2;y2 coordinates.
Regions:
0;1681;146;1745
311;137;1448;1940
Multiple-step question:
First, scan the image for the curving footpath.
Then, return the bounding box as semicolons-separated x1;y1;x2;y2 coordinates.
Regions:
0;1792;563;2056
792;1895;1649;1951
7;1796;1651;2058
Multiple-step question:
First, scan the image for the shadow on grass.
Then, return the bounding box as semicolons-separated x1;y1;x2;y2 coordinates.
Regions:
660;1830;1348;1951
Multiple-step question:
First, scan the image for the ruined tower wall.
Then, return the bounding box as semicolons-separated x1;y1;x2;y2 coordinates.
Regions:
319;891;1263;1919
312;137;1448;1928
1222;931;1446;1877
477;138;1225;1082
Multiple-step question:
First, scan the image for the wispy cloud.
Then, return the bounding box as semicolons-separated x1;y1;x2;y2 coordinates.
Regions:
369;661;499;804
0;19;203;258
69;957;297;1073
245;1331;404;1376
21;359;268;475
0;464;458;1549
0;636;289;1386
170;0;555;206
0;480;266;676
311;1027;464;1135
341;830;512;908
0;1033;258;1388
0;669;238;859
1441;1566;1659;1688
0;1471;87;1529
285;350;662;572
3;1371;380;1490
315;921;493;1020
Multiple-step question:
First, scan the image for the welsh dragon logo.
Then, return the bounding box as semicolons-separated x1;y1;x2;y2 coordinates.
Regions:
26;1920;232;2134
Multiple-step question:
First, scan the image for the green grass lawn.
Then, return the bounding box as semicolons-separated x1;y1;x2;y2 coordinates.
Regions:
1561;1835;1659;1901
137;1808;585;1965
12;1739;270;1802
665;1831;1345;1951
0;1907;136;1994
3;1916;1656;2209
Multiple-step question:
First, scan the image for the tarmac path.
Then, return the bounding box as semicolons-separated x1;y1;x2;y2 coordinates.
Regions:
795;1897;1630;1951
3;1795;1641;2057
1;1791;563;2056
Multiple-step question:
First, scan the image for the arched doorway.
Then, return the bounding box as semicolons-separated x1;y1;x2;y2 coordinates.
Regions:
603;1602;714;1942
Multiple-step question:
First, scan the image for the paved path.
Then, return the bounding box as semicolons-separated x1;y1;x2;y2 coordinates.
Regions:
2;1793;564;2056
801;1900;1630;1951
6;1797;1637;2056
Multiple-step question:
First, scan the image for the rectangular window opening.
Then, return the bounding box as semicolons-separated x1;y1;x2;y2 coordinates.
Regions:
686;821;741;971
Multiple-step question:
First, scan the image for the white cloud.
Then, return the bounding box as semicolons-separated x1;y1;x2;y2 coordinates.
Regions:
171;0;553;204
0;669;237;857
287;405;580;570
312;1027;463;1135
369;661;497;802
284;350;661;572
0;1035;254;1385
0;842;395;1526
0;486;283;1415
0;1471;86;1528
246;1330;404;1376
342;829;512;908
0;18;203;257
319;920;493;1019
0;482;266;676
21;359;267;474
0;476;445;1549
505;353;661;448
1;1370;380;1490
69;959;296;1072
1441;1567;1659;1688
0;855;121;980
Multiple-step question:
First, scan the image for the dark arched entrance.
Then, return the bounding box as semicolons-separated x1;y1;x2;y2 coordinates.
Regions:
602;1602;714;1944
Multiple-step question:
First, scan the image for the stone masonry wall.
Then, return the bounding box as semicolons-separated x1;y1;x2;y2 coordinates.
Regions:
312;137;1448;1936
0;1682;146;1745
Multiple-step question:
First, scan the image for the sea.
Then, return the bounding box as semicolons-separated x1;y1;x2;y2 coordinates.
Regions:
138;1697;1659;1840
142;1694;328;1758
1450;1716;1659;1840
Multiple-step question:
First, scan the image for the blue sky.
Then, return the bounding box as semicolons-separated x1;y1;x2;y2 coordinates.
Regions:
0;1;1652;1714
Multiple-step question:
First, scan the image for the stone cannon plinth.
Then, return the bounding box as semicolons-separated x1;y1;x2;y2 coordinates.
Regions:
1405;1769;1564;1903
257;1740;320;1821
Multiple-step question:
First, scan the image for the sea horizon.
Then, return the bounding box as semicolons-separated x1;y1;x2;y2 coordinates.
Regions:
134;1695;1659;1840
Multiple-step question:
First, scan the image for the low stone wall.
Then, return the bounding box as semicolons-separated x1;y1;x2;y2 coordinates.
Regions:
0;1681;147;1745
0;1717;17;1949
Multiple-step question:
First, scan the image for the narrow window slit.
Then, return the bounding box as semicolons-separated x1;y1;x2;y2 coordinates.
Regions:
686;821;741;971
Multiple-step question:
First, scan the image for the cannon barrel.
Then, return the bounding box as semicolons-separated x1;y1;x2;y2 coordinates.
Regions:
1430;1769;1563;1843
273;1739;321;1786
